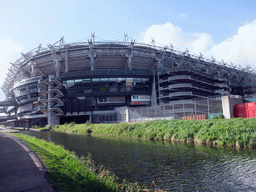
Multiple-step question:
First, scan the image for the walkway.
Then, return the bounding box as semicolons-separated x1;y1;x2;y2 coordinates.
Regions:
0;127;55;192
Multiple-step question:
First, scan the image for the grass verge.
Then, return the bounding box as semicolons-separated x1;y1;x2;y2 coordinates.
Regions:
9;133;158;192
50;118;256;149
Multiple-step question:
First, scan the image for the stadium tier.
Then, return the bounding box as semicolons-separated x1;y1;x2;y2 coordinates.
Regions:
1;37;256;127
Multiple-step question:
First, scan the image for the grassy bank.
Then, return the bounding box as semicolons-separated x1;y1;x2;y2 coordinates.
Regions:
10;133;156;192
51;118;256;149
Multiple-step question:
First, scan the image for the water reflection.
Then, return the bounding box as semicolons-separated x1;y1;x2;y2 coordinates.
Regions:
21;131;256;191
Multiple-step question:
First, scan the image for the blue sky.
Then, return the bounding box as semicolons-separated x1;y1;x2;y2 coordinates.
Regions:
0;0;256;99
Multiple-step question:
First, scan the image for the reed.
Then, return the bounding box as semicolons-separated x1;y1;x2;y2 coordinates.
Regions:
51;118;256;149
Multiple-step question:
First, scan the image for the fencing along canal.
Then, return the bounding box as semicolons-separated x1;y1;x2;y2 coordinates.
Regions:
21;130;256;191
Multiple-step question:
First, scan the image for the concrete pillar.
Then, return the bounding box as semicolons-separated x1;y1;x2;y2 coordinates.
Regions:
47;110;60;125
47;76;59;126
89;114;92;123
126;108;130;122
151;70;157;107
31;61;38;77
55;60;60;79
221;95;243;119
222;95;230;118
65;47;69;73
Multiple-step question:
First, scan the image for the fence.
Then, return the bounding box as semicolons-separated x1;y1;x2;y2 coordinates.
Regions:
129;96;223;122
91;111;118;124
90;96;223;123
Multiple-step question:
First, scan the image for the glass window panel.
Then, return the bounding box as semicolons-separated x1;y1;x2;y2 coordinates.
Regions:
142;78;149;82
75;79;83;83
134;78;141;82
109;80;117;92
92;78;100;87
67;80;75;88
101;78;108;82
109;78;117;82
126;78;133;92
83;79;91;82
118;78;125;82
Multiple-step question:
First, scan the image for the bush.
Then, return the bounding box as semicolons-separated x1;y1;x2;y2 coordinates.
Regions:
85;120;90;125
68;122;76;127
31;125;39;129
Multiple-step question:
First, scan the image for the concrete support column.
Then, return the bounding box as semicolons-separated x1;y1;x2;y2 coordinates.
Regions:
89;42;96;70
222;95;231;119
221;95;243;119
151;70;157;107
30;61;38;77
47;76;59;126
126;108;130;122
54;60;60;79
65;47;69;73
127;54;132;70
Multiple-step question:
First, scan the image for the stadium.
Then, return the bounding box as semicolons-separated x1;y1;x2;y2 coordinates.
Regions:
1;34;256;127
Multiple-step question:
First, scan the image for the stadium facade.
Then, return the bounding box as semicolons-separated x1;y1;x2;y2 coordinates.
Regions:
1;35;256;127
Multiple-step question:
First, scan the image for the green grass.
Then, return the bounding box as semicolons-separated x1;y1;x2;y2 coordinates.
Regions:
9;133;151;192
50;118;256;149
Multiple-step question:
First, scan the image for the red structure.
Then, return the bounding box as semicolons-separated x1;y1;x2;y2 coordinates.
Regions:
234;102;256;118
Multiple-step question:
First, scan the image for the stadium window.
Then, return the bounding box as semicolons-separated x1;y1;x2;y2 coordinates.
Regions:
100;78;108;82
109;78;117;92
109;78;117;82
100;78;109;92
142;78;149;82
17;95;28;102
82;79;91;87
117;78;125;83
30;92;38;98
142;78;149;86
134;78;142;88
118;78;125;92
19;88;26;94
29;85;37;90
92;78;100;82
62;81;67;89
75;79;83;84
67;80;75;88
134;78;141;82
92;78;100;87
126;78;133;92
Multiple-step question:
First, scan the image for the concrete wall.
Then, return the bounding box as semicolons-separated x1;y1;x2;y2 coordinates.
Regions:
221;95;243;119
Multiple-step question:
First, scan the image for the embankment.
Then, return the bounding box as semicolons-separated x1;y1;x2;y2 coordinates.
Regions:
9;133;155;192
51;118;256;149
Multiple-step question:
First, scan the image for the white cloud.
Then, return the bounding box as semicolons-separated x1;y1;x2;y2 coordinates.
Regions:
0;39;23;100
140;22;213;55
210;20;256;67
140;21;256;69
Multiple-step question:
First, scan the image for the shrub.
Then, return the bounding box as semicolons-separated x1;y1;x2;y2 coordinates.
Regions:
31;125;39;129
68;122;76;127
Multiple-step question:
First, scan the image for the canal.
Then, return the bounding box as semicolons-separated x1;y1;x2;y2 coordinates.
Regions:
21;130;256;191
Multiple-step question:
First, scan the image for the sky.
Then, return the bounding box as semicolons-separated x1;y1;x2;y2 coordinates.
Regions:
0;0;256;100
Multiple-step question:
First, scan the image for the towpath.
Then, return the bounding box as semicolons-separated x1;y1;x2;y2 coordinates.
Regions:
0;127;55;192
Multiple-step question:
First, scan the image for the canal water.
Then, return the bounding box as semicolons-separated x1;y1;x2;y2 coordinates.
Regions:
21;130;256;191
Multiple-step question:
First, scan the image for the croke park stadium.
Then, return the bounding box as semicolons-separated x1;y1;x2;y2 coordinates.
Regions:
1;35;255;127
